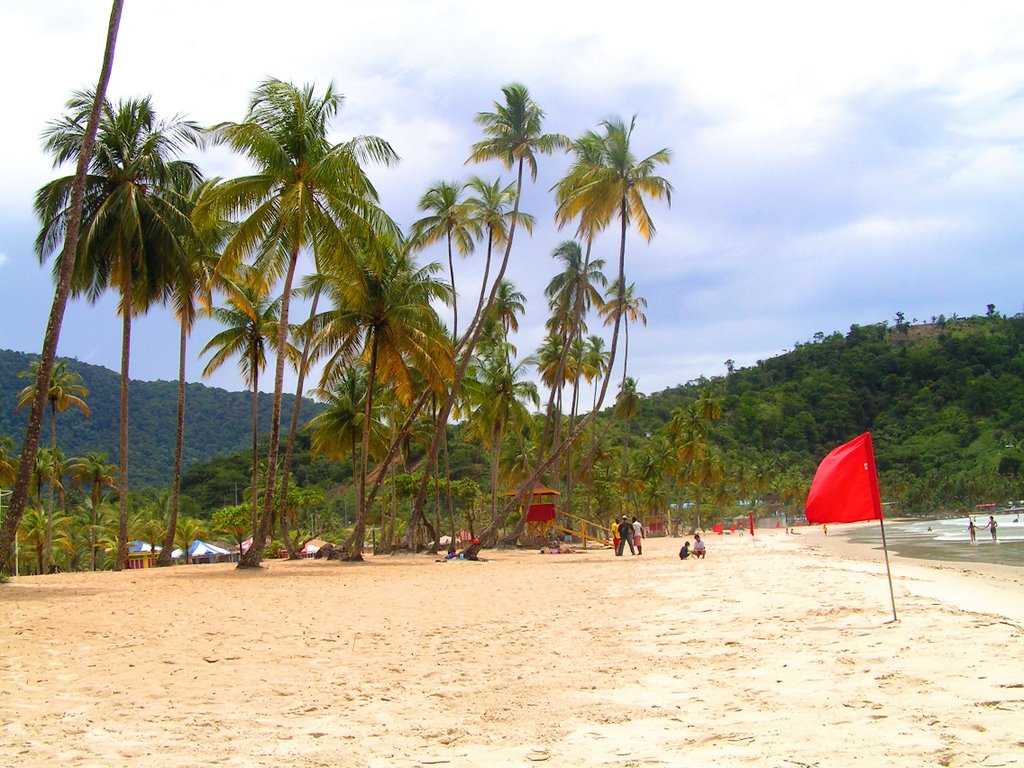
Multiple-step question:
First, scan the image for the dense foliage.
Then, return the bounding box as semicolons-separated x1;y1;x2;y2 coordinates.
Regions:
0;349;323;487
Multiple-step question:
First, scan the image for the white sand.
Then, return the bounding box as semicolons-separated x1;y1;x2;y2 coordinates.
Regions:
1;529;1022;767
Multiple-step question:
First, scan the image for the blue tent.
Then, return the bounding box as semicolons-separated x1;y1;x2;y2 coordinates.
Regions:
188;540;230;558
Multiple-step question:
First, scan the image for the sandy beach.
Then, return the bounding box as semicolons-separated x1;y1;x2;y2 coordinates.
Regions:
2;528;1022;767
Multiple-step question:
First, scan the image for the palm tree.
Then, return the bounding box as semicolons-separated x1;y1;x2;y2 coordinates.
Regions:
314;237;453;559
410;180;475;340
68;451;117;571
463;176;533;324
600;280;647;385
174;517;207;565
16;360;90;574
201;267;281;543
0;1;124;576
553;115;670;400
423;85;566;546
614;376;644;485
199;78;400;567
480;116;671;548
33;92;201;571
462;350;540;524
159;179;229;567
307;368;386;500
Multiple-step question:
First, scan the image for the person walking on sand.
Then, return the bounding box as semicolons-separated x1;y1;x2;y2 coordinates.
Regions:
632;516;645;555
968;517;977;543
616;515;636;556
986;515;998;541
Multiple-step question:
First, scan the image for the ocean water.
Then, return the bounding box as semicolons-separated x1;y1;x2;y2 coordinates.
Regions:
840;511;1024;568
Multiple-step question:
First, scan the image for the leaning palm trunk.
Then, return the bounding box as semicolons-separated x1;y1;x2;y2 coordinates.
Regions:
44;407;56;575
0;0;123;575
279;290;320;560
408;159;527;544
241;245;300;567
115;306;131;571
476;203;629;553
159;320;188;566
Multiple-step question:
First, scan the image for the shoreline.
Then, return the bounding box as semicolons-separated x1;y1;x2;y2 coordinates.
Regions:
2;530;1022;767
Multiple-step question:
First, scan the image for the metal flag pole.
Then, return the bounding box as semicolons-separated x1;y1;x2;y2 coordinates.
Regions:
878;515;897;622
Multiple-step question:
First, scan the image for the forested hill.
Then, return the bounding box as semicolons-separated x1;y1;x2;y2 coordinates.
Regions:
630;312;1024;508
0;349;323;488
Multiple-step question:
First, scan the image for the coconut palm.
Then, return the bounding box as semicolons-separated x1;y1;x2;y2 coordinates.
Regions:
423;85;566;546
68;451;117;570
411;180;475;340
553;115;670;403
199;78;400;567
173;517;207;565
16;360;90;574
307;367;387;498
462;350;540;524
0;2;123;576
314;237;453;559
201;267;282;542
159;179;229;567
463;176;533;323
614;376;644;480
600;280;647;384
33;92;201;571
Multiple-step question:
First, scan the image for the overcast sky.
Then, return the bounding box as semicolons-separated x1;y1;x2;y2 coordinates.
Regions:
2;1;1023;402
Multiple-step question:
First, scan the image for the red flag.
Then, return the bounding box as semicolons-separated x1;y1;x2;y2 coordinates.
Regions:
749;513;755;536
805;433;883;524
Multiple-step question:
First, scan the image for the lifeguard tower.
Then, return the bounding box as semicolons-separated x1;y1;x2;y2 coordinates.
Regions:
504;482;561;540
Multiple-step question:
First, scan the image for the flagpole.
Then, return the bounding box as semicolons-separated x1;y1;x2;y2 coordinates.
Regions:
878;515;897;622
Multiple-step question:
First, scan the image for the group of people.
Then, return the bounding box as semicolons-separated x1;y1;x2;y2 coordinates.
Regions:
968;515;998;542
612;515;645;556
678;533;706;560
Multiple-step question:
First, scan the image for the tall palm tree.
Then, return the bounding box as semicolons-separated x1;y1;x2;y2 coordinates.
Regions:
1;1;124;576
410;180;475;340
69;451;117;571
307;368;382;492
418;85;567;544
600;279;647;385
200;78;399;568
34;93;201;571
463;176;533;324
484;116;671;543
201;268;282;543
614;376;644;494
461;350;539;524
159;179;229;567
314;237;453;560
16;360;90;574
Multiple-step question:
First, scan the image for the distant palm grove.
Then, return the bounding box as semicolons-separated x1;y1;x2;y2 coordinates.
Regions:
2;73;1020;577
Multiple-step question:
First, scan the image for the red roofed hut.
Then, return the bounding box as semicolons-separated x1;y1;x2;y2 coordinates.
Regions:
504;482;561;539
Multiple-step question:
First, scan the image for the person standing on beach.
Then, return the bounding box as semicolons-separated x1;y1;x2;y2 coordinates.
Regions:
611;518;620;554
616;516;635;556
968;518;977;542
986;515;998;541
632;516;645;555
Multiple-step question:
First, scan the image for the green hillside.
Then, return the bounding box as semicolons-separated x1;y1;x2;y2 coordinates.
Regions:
0;349;323;488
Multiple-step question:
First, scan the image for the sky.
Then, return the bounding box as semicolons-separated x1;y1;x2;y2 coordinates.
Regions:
2;0;1023;402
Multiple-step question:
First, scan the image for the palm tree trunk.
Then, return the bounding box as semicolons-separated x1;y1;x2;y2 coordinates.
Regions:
159;320;187;566
480;201;629;553
345;334;379;561
90;483;100;571
115;306;131;571
408;159;527;543
243;245;300;568
250;359;260;544
447;233;458;341
44;405;56;575
0;0;123;576
279;289;321;559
